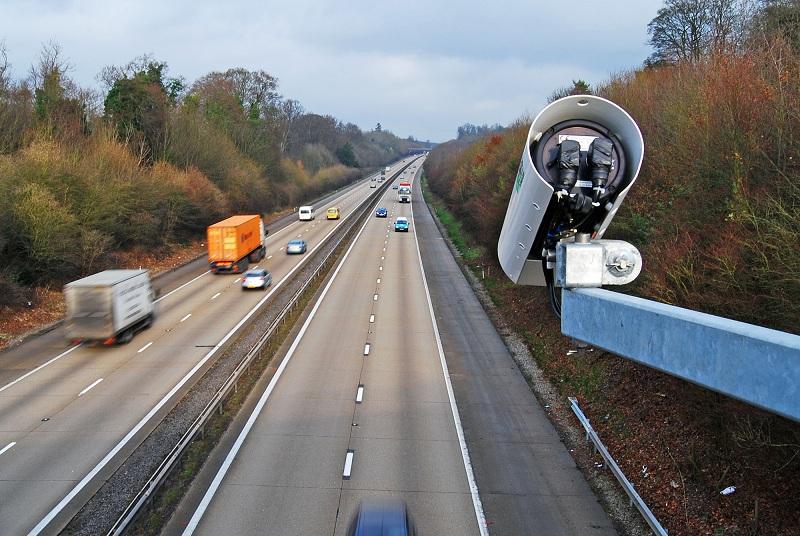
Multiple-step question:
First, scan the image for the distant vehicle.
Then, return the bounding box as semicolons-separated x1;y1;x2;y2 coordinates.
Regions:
298;206;314;221
395;217;409;232
327;207;341;220
370;178;377;188
207;215;267;274
241;269;272;290
64;269;155;345
286;239;307;254
392;185;399;190
398;186;411;203
347;499;417;536
375;207;388;218
385;166;391;172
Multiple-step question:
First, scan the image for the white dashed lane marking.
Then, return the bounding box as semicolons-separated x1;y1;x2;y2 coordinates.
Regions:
78;378;103;397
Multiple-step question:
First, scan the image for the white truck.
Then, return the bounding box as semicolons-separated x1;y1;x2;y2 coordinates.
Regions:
398;185;412;203
64;269;155;344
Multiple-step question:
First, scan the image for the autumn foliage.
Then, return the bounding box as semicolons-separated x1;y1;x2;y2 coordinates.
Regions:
426;43;800;334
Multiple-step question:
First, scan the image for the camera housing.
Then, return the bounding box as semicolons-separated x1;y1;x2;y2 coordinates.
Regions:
497;95;644;286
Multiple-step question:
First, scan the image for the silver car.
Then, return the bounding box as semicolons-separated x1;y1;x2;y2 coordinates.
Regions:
286;239;307;254
241;269;272;290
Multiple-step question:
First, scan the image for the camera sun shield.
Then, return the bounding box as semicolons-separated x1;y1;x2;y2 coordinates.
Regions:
497;95;644;286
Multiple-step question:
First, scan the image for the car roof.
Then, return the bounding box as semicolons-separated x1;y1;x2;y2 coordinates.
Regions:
352;500;410;535
245;269;267;276
288;239;305;244
396;217;408;222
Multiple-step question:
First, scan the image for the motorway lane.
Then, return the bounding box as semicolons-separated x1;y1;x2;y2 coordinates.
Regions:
412;177;616;534
0;161;414;535
177;159;481;535
0;166;386;388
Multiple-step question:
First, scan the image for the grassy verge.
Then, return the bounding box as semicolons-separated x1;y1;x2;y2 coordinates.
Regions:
420;178;484;263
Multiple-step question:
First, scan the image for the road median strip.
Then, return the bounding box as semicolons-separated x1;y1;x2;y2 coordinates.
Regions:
60;161;418;536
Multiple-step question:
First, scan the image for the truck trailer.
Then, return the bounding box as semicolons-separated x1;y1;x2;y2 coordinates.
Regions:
207;215;267;274
64;269;155;344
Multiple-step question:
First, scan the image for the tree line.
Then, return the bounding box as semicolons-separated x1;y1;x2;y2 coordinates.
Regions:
0;43;424;302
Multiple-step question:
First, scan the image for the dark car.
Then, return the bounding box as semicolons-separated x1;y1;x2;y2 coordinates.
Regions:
347;499;417;536
376;207;388;218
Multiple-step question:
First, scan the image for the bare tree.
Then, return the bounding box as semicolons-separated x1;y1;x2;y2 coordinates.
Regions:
277;98;303;153
647;0;751;63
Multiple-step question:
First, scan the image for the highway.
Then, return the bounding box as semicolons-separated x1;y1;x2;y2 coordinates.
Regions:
167;162;615;535
0;159;415;535
171;159;481;535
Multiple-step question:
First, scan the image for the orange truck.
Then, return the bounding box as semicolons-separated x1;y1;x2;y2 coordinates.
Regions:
207;215;267;274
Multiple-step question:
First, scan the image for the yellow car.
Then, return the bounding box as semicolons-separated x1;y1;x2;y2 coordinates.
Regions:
326;207;341;220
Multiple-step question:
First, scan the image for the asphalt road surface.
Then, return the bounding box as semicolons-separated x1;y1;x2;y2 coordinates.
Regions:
0;158;416;535
169;161;615;535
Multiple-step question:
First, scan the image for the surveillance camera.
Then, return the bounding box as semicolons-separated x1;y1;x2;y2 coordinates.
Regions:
497;95;644;286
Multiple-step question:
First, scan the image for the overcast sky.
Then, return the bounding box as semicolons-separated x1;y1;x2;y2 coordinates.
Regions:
1;0;662;142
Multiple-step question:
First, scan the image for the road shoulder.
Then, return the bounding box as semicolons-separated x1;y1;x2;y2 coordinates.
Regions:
413;179;631;535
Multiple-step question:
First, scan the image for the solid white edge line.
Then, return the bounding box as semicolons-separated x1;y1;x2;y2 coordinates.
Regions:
343;450;355;480
78;378;103;397
0;344;82;394
27;184;376;536
154;271;209;304
180;314;192;323
211;292;221;300
410;190;489;535
0;204;311;395
181;192;375;535
136;342;153;354
0;441;17;457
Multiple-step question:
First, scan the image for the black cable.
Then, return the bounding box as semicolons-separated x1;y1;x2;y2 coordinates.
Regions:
544;268;561;318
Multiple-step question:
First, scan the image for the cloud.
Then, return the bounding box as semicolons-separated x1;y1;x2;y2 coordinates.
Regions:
0;0;662;141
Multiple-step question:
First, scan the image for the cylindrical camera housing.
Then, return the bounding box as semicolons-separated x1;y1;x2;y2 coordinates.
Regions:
497;95;644;285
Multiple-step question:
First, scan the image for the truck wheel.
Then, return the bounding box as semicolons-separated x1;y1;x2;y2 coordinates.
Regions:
118;330;133;344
